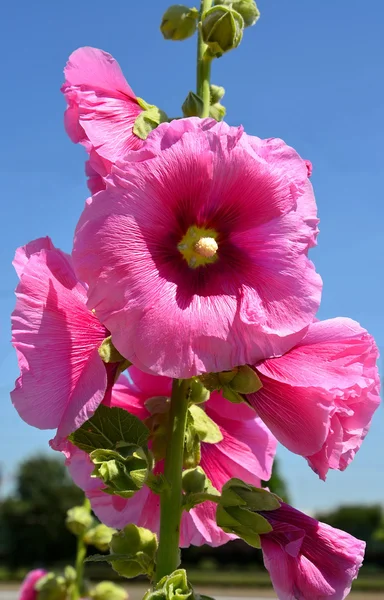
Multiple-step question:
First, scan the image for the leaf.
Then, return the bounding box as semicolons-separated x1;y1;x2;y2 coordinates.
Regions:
69;405;149;455
188;404;223;444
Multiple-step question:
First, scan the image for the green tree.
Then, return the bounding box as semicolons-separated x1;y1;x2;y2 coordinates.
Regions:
0;454;84;567
316;504;382;543
262;458;290;503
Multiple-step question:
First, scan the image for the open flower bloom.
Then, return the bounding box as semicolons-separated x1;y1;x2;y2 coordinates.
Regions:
260;502;365;600
60;366;277;547
73;117;322;378
19;569;47;600
247;318;380;479
11;237;110;445
62;47;143;192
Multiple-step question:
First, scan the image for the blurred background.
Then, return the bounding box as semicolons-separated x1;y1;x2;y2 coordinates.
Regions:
1;0;383;593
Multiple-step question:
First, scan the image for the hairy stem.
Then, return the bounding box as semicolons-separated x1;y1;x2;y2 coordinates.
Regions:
197;0;213;117
155;379;191;581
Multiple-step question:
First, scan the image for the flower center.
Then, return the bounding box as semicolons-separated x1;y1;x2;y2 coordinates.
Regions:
177;226;219;268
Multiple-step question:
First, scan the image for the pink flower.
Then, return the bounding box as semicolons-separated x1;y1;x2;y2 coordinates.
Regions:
11;237;111;445
19;569;47;600
73;118;322;378
247;318;380;479
61;366;277;547
260;502;365;600
62;47;143;192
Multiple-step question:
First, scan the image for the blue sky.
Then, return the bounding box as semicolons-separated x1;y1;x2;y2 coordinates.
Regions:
0;0;383;512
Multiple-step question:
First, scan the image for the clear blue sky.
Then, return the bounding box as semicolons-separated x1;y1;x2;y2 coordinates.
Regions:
0;0;383;513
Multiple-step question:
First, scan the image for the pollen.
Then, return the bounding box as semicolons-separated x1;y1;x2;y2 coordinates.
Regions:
194;237;218;259
178;225;219;269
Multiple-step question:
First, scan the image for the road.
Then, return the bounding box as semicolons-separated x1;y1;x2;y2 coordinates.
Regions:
0;586;379;599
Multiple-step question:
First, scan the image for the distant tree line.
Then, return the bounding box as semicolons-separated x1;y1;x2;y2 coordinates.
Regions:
0;454;383;572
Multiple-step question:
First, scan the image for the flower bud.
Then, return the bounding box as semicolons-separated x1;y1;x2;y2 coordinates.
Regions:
90;581;128;600
66;505;94;537
182;467;209;494
84;524;116;551
229;365;263;394
160;5;199;41
143;569;193;600
201;6;244;57
214;0;260;28
182;91;204;118
209;103;226;121
34;573;68;600
189;378;210;404
90;446;152;498
210;84;225;104
109;524;158;578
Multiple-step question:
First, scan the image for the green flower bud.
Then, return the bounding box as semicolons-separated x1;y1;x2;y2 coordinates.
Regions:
201;6;244;57
209;103;226;121
161;5;199;41
214;0;260;28
189;378;210;404
143;569;193;600
210;84;225;104
229;365;263;394
182;467;209;494
109;524;158;578
66;505;94;537
84;524;116;552
182;91;204;117
90;581;128;600
35;573;68;600
90;446;152;498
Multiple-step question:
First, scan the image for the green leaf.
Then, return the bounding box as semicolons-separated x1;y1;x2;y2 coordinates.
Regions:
188;404;223;443
69;405;150;455
222;478;281;511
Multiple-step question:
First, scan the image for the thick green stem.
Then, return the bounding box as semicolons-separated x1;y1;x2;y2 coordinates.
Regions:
71;534;87;600
197;0;213;117
155;379;191;582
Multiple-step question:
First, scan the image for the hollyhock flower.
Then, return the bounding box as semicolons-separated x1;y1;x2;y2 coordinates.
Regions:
11;237;111;444
19;569;47;600
62;47;143;191
246;317;380;479
260;502;365;600
73;117;322;378
60;366;277;547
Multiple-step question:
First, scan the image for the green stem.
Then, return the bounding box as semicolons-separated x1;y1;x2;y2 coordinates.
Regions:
71;533;87;600
155;379;191;582
197;0;213;117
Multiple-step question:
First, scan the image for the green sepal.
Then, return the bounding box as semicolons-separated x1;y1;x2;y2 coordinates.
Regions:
63;566;76;584
216;478;281;547
133;101;168;141
69;405;150;455
146;472;169;495
90;581;128;600
221;387;244;404
84;523;116;551
221;478;281;511
98;336;129;364
143;569;193;600
65;505;94;537
188;404;223;444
